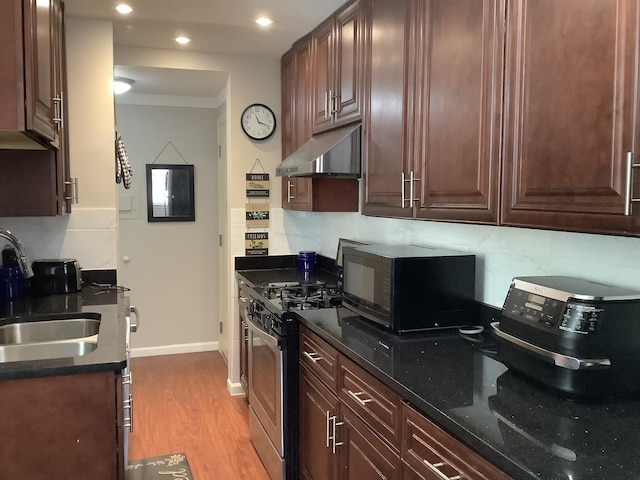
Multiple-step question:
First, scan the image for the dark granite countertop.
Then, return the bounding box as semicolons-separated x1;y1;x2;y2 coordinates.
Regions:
235;258;640;480
0;285;128;380
295;307;640;480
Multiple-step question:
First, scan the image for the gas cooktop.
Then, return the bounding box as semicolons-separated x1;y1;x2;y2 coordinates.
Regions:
259;280;343;312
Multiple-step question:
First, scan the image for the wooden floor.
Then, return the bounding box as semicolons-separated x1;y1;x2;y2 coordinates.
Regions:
129;351;269;480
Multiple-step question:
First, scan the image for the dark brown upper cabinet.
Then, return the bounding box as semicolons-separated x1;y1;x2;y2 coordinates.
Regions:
501;0;640;236
311;0;365;134
281;35;359;213
362;0;504;224
0;0;72;216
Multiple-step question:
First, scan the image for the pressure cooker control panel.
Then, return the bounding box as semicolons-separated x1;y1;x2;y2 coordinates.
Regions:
503;287;605;334
503;288;566;327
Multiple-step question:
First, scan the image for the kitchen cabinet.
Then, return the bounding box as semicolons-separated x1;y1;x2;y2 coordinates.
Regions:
311;0;364;133
300;364;340;480
300;326;509;480
0;371;125;479
362;0;504;223
501;0;640;235
402;403;510;480
299;327;401;480
0;0;72;216
281;36;360;213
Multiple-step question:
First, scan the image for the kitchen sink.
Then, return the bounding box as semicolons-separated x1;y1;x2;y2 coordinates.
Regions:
0;340;98;363
0;318;100;345
0;313;101;362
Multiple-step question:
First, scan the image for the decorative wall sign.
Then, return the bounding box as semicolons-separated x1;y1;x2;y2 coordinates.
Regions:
246;173;270;198
245;232;269;256
246;203;270;228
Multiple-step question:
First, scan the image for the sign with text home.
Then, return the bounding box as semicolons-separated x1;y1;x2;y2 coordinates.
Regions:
246;173;270;198
245;232;269;256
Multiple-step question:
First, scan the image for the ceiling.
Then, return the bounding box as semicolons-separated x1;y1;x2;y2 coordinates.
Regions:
64;0;345;99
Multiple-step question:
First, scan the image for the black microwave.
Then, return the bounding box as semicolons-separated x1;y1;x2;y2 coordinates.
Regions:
341;244;476;333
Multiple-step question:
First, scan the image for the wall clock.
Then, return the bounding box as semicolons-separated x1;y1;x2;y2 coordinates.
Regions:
241;103;276;141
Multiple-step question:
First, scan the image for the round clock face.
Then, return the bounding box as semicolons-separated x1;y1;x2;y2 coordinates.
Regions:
241;103;276;140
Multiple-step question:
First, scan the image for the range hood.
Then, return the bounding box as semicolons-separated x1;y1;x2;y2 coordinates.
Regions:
276;123;361;177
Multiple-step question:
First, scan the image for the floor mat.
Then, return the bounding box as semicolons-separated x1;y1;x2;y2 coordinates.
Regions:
126;453;193;479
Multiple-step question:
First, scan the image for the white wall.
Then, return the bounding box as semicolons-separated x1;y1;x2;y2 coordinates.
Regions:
115;104;219;353
266;208;640;308
113;46;282;391
0;18;117;270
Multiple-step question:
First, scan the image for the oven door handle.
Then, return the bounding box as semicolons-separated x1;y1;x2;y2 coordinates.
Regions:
247;316;282;350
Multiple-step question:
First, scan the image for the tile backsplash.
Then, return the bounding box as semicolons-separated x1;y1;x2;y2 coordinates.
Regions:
0;208;117;270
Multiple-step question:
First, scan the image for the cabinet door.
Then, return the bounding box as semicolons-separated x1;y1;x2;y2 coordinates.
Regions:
25;0;57;142
52;0;71;214
402;404;510;480
338;404;401;480
333;0;364;127
300;365;340;480
0;372;119;479
282;48;296;158
283;176;314;211
294;36;313;148
312;17;335;133
361;0;414;218
414;0;504;224
501;0;640;235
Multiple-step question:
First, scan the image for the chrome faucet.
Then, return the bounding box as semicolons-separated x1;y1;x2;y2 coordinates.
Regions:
0;228;34;278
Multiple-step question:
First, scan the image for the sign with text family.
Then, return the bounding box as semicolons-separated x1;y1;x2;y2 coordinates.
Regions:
246;203;270;228
246;173;270;198
245;232;269;256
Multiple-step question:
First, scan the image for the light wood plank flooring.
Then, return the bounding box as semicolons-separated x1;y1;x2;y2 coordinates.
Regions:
129;351;269;480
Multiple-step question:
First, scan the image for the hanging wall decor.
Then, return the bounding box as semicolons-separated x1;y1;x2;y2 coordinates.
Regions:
246;202;270;228
245;232;269;256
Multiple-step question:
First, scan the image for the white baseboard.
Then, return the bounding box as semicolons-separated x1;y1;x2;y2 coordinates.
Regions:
227;378;246;397
130;341;219;358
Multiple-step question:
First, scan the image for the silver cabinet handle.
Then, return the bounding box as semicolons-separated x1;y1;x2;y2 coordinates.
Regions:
303;351;322;363
347;389;373;407
65;177;78;203
129;305;140;332
329;414;343;454
330;89;338;116
401;172;407;207
490;322;610;370
410;170;420;206
287;180;294;202
123;394;134;432
324;91;329;120
625;152;640;215
325;410;331;448
423;459;461;480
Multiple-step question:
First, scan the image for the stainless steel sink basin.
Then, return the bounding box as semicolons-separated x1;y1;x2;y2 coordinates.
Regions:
0;340;98;362
0;318;100;345
0;312;101;362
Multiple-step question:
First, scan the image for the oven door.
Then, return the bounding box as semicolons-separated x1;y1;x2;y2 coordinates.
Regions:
247;316;284;458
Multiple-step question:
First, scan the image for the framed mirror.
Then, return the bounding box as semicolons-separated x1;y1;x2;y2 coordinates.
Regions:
146;164;195;222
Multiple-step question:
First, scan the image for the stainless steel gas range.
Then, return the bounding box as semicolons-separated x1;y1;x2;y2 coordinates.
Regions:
238;279;341;480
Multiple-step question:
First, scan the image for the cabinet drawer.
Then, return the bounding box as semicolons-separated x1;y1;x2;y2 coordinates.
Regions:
402;404;510;480
300;327;340;392
339;354;402;451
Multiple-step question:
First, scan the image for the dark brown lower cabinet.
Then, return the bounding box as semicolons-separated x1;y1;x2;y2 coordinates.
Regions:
300;364;339;480
299;326;510;480
402;403;510;480
0;370;123;479
339;404;401;480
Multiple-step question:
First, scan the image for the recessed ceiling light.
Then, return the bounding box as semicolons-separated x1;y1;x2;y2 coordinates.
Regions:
115;4;133;14
255;17;274;27
113;77;135;95
175;36;191;45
